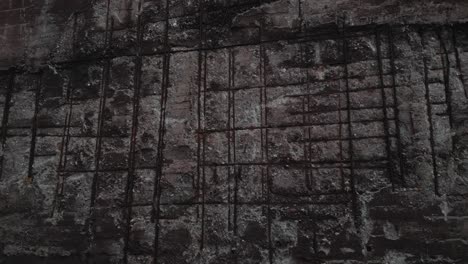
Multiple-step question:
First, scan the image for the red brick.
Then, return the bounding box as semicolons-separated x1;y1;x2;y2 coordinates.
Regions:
0;9;25;26
0;0;11;11
11;0;23;9
5;24;22;38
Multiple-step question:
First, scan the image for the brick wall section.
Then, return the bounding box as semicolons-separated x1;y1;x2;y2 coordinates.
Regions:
0;0;33;68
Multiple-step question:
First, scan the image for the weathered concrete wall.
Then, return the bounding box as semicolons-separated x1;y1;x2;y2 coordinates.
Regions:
1;0;468;263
